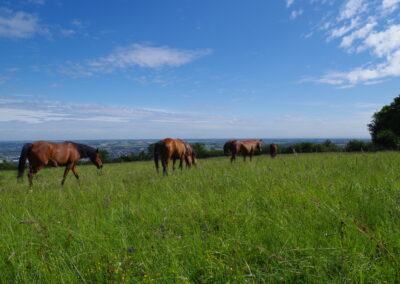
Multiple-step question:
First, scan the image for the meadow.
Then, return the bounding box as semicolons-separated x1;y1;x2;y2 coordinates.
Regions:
0;152;399;283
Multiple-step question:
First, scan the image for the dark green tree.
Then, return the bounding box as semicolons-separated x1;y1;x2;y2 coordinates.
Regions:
374;130;399;149
368;95;400;149
345;140;369;152
99;150;111;163
191;143;208;158
147;143;155;159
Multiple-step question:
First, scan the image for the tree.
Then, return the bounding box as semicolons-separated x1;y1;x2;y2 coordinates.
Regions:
368;95;400;149
147;143;155;159
99;150;111;163
374;130;399;150
191;143;208;158
345;140;368;152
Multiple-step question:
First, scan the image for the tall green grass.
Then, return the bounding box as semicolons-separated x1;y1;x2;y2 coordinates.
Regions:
0;152;399;283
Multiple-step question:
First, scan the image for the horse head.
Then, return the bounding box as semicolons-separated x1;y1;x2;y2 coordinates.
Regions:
256;140;263;152
191;151;198;166
91;148;103;169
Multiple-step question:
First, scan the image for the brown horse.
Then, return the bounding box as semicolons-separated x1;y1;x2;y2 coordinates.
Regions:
154;138;195;175
224;139;262;162
17;141;103;186
269;143;278;158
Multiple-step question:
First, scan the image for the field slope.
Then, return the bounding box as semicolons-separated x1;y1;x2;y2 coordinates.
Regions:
0;153;400;283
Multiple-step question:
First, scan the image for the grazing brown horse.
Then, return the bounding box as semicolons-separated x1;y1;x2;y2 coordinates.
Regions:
225;139;262;162
17;141;103;186
154;138;195;175
269;143;278;158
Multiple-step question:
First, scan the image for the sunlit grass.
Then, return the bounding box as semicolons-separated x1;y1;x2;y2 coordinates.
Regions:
0;152;399;282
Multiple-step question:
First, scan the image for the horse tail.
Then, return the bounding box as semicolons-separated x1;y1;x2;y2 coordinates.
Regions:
270;144;277;158
154;142;160;172
17;143;32;179
223;142;230;155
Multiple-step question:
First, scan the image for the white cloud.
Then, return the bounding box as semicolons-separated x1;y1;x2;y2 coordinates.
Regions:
312;49;400;85
362;24;400;57
89;44;212;70
340;19;377;49
286;0;295;8
382;0;400;12
328;17;359;40
0;8;47;39
339;0;367;20
303;0;400;87
290;9;303;20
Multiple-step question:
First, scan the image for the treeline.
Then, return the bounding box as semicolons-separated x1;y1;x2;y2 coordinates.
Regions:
0;139;381;170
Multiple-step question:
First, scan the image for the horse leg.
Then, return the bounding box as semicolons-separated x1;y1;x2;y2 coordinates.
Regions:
154;154;159;173
250;150;254;161
72;165;79;180
61;163;73;185
162;158;168;176
49;158;59;167
172;158;176;171
230;153;235;163
179;156;183;170
28;163;44;187
243;155;246;162
185;156;191;169
28;166;34;187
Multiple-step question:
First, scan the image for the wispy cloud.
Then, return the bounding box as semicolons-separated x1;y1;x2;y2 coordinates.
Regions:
382;0;400;12
0;8;48;39
290;9;303;20
28;0;45;5
60;28;75;37
60;44;213;78
355;102;383;109
338;0;367;21
0;95;242;128
0;95;372;139
89;44;213;70
292;0;400;87
71;19;82;27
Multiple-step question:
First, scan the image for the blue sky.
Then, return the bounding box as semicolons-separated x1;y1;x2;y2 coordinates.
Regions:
1;0;400;140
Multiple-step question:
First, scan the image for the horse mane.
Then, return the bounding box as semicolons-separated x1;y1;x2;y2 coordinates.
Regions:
68;142;97;159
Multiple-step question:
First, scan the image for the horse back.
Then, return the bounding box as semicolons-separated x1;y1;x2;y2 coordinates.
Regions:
239;141;253;154
30;141;80;165
231;140;242;153
243;139;261;150
173;139;187;157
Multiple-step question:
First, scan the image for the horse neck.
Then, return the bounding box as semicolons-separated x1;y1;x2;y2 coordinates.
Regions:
75;144;94;159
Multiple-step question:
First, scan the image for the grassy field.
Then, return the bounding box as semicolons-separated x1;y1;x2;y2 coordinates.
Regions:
0;152;400;283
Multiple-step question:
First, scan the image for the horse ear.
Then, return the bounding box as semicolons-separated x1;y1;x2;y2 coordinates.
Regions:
96;148;99;153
